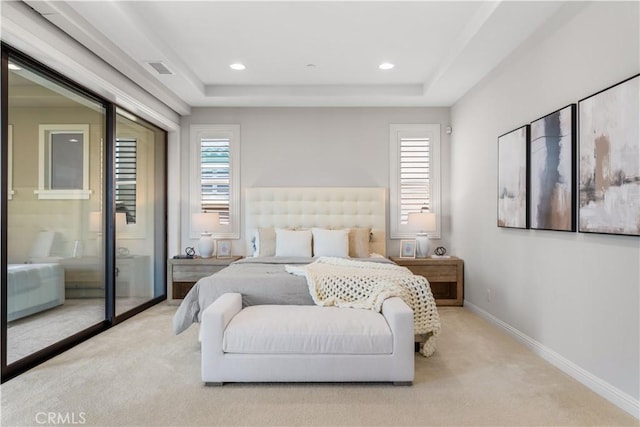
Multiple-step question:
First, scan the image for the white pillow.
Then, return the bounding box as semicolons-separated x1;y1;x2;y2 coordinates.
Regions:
312;228;349;258
28;231;57;258
275;228;312;257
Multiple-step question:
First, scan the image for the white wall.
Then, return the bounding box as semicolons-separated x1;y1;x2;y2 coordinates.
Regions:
179;107;451;256
450;1;639;414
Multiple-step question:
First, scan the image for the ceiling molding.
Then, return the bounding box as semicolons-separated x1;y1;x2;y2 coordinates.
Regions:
106;1;206;99
2;1;181;129
8;1;578;109
23;0;192;116
205;84;424;98
422;0;502;97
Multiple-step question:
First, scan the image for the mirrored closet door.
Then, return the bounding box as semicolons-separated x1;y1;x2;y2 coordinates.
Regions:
114;109;166;317
5;55;107;364
2;46;167;381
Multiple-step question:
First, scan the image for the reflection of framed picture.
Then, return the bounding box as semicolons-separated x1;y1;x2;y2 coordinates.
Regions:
400;240;416;259
216;240;232;258
529;104;576;232
578;74;640;236
498;125;529;229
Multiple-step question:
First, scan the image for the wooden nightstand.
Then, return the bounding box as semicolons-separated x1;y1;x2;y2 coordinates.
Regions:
390;256;464;306
61;255;150;298
167;256;242;304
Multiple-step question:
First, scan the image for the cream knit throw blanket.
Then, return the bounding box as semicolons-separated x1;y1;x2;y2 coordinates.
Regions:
286;257;441;357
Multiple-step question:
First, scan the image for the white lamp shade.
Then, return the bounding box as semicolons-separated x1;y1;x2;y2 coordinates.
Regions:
407;212;436;233
192;212;220;234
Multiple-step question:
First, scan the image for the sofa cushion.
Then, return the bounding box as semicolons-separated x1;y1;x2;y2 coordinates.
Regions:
223;305;393;355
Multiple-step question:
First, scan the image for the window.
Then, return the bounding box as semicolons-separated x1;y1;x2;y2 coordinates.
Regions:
35;124;91;199
200;137;230;223
115;138;137;224
190;124;240;239
389;124;441;239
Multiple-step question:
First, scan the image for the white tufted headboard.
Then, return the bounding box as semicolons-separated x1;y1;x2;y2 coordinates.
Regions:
245;187;386;256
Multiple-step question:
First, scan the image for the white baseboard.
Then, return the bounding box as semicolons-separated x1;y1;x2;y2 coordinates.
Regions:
464;300;639;419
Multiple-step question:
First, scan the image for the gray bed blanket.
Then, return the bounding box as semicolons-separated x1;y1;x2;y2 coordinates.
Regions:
172;256;392;334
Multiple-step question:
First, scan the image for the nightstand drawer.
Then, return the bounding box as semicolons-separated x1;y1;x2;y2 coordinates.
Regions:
65;269;101;282
409;265;457;282
172;265;225;282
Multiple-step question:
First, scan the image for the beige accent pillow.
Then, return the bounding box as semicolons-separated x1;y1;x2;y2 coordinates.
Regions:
255;227;276;257
348;227;371;258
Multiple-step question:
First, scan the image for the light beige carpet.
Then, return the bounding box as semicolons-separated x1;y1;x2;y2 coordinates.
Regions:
6;297;150;363
1;304;637;427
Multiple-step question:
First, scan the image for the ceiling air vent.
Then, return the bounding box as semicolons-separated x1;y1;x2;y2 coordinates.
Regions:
145;61;174;75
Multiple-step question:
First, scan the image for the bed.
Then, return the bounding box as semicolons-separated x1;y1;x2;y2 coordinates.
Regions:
7;263;65;322
173;187;441;354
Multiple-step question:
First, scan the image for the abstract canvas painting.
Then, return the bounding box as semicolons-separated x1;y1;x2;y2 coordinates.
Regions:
529;104;576;231
579;74;640;236
498;125;529;229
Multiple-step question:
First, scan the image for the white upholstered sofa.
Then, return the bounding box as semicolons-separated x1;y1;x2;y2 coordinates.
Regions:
201;293;415;385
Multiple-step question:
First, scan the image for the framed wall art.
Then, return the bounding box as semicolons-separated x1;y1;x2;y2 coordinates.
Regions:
529;104;576;232
578;74;639;236
216;240;232;258
400;240;416;259
498;125;529;229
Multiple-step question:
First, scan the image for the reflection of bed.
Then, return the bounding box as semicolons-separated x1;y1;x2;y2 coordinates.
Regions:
7;263;65;321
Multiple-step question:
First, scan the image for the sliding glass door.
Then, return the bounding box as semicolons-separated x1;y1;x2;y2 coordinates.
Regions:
114;110;166;317
1;46;167;381
4;54;107;365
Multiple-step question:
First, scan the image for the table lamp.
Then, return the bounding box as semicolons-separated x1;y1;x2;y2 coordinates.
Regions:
407;211;436;258
192;212;220;258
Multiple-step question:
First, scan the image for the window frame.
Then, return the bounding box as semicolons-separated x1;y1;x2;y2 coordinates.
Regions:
389;123;441;239
7;124;14;200
189;124;240;239
35;124;91;199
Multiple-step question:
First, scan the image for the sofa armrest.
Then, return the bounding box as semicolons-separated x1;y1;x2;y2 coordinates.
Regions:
201;293;242;370
202;292;242;330
381;297;414;362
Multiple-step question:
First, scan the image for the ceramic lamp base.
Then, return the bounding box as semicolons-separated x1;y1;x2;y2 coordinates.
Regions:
198;233;215;258
415;233;430;258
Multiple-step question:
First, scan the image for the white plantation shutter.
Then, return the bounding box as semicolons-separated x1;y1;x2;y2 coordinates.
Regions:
115;138;137;223
390;124;441;239
400;136;430;224
190;124;241;239
200;137;230;224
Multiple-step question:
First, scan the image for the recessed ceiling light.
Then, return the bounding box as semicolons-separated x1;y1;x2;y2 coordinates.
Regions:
230;63;246;71
379;62;395;70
